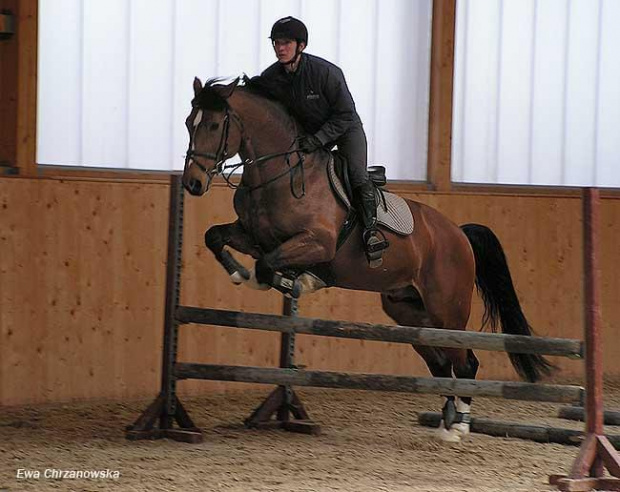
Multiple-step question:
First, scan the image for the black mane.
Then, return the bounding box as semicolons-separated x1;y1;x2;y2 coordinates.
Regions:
192;78;230;111
241;74;281;101
193;75;282;112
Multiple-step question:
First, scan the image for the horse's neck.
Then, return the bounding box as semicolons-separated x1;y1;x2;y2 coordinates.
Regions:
230;92;300;182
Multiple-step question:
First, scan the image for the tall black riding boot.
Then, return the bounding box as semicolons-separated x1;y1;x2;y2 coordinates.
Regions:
353;180;389;268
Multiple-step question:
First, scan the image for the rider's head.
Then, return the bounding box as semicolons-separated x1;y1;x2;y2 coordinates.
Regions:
270;16;307;65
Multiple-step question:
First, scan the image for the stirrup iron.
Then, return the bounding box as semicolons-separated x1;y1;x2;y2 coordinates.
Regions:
363;228;389;268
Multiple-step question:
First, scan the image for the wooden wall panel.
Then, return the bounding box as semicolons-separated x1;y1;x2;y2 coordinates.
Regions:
0;178;168;404
2;177;620;405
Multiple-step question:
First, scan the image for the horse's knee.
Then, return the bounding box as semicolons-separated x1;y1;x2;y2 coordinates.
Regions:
204;226;224;252
254;257;274;285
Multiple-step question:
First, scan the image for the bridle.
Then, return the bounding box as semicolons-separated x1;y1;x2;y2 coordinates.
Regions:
185;107;232;178
185;103;308;198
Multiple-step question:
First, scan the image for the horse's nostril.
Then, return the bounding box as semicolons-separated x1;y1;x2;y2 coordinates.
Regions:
190;179;202;195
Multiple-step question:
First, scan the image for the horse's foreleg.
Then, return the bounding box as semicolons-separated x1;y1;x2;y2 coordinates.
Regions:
205;221;265;286
254;230;335;296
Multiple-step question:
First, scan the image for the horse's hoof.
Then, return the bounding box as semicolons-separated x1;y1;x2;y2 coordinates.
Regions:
436;420;469;443
296;272;327;295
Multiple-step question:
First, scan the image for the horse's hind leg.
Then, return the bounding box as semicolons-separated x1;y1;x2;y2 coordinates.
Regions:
422;277;481;443
382;285;480;443
381;288;453;379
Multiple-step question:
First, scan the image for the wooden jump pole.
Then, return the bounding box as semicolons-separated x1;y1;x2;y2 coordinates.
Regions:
557;406;620;426
176;306;583;358
418;412;620;449
174;363;583;404
550;188;620;491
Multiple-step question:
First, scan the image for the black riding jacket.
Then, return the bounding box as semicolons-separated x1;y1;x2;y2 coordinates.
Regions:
260;53;362;145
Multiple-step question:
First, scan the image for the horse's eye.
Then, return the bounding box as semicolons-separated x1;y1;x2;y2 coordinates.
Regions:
209;122;220;131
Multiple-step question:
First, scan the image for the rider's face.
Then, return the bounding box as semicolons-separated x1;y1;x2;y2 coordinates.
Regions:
273;38;298;64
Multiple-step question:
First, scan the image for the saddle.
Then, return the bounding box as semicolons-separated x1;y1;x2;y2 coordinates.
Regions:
327;152;414;240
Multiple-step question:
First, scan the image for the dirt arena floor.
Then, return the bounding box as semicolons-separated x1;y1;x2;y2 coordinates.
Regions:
3;381;620;492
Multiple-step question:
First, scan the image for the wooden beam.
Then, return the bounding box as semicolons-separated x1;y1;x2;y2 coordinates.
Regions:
0;0;37;175
176;306;583;358
419;412;620;449
558;406;620;426
427;0;456;191
174;363;584;404
15;0;37;175
0;0;18;169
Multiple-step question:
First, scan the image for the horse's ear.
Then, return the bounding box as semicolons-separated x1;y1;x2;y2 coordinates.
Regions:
213;78;239;100
193;77;203;96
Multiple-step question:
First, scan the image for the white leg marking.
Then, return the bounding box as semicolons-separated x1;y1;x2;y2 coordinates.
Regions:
230;271;246;285
436;397;471;443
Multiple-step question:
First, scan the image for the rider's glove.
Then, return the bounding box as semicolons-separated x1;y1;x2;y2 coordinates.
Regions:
297;135;323;153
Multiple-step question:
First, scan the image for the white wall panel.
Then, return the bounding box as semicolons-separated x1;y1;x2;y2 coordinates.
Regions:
172;0;218;171
37;0;82;165
596;0;620;185
81;0;129;167
374;0;431;180
126;0;174;170
339;0;375;159
563;0;600;186
496;0;535;184
453;0;502;183
297;0;338;64
218;0;261;78
37;0;432;179
530;0;568;185
453;0;620;188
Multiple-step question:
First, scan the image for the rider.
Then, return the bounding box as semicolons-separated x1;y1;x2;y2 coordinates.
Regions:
259;16;389;268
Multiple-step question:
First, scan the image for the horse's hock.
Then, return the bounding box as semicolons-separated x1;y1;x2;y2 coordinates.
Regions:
126;176;620;491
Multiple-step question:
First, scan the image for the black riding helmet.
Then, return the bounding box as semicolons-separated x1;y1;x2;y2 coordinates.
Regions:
270;16;308;45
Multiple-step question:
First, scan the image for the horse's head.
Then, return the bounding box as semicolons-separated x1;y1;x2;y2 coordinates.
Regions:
182;77;242;196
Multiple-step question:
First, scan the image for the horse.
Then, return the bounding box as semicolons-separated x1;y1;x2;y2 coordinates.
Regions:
182;76;553;443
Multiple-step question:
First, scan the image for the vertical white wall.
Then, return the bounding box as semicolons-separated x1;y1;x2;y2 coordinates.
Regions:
452;0;620;188
37;0;432;179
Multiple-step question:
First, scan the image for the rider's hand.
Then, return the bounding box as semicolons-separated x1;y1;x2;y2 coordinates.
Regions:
297;135;323;153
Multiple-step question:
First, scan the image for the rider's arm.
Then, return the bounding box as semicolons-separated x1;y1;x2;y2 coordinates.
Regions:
314;66;357;145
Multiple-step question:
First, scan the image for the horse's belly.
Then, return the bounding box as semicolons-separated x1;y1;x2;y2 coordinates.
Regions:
327;232;420;292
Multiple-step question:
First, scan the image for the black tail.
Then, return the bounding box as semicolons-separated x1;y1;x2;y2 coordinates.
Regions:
461;223;555;383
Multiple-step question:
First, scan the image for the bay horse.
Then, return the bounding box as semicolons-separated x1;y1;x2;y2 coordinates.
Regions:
182;77;553;443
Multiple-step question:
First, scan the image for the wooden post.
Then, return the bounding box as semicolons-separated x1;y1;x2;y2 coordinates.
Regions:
550;189;620;490
0;0;38;175
426;0;456;191
243;295;320;435
125;175;203;443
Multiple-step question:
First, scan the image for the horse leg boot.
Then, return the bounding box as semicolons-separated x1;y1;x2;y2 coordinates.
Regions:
353;180;389;268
